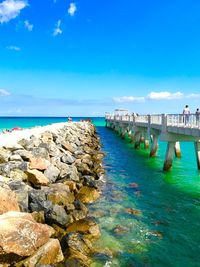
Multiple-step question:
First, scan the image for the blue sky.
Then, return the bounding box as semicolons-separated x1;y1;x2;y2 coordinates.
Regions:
0;0;200;116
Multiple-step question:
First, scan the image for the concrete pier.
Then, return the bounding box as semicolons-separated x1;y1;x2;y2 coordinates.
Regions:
163;142;176;171
106;112;200;171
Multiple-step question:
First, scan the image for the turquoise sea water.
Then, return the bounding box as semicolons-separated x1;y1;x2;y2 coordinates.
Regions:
1;117;200;266
92;121;200;267
0;117;104;131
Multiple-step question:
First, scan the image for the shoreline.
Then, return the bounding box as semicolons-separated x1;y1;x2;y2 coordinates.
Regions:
0;121;105;266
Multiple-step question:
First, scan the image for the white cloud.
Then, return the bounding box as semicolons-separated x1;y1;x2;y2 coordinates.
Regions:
147;91;184;100
6;45;21;51
0;89;10;96
113;96;145;103
0;0;27;24
186;93;200;99
53;19;62;36
68;2;77;16
24;19;33;31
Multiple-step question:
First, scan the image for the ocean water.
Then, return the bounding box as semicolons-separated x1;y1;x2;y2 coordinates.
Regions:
1;117;200;266
91;122;200;267
0;117;104;131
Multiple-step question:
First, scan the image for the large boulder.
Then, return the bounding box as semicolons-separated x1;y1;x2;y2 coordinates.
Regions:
76;186;100;204
62;142;75;153
44;164;60;183
13;149;32;161
0;148;11;163
19;238;64;267
26;169;49;186
61;233;92;266
9;169;28;181
47;190;74;207
29;158;50;171
41;132;53;143
0;162;27;177
8;180;30;212
0;185;20;214
0;211;54;264
45;204;72;226
61;152;76;165
3;144;24;152
31;147;50;160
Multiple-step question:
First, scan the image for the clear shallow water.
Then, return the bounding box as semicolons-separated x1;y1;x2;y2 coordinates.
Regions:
1;117;200;266
91;125;200;267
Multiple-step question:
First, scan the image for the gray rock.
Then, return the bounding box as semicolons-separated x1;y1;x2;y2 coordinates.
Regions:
61;153;75;164
46;204;71;226
31;147;50;160
3;143;24;151
55;161;71;178
9;154;22;162
13;149;32;161
29;189;47;211
44;165;60;183
0;161;28;176
8;180;30;212
83;176;98;189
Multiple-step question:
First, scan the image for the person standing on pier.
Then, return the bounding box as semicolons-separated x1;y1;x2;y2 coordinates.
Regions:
183;105;190;125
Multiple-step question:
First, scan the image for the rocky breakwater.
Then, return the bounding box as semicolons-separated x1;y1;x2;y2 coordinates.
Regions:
0;122;104;267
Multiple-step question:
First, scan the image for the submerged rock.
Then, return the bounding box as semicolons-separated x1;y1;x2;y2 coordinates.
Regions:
66;218;100;240
113;225;129;234
129;182;139;188
125;208;142;216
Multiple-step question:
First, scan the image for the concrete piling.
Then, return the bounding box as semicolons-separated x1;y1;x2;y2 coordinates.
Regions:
163;141;176;171
150;134;158;157
194;142;200;170
174;142;181;158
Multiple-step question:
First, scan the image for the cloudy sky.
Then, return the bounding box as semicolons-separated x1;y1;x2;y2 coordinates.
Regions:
1;0;200;116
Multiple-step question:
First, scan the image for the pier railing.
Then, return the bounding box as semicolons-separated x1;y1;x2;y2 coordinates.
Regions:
105;113;200;129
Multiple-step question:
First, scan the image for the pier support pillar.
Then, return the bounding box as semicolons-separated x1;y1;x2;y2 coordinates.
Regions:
130;133;135;143
163;141;176;171
194;142;200;170
121;129;127;139
143;132;149;149
134;132;141;149
174;142;181;158
144;139;150;149
150;134;159;157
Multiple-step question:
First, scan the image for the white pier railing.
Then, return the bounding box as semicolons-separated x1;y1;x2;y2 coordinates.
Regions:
105;113;200;129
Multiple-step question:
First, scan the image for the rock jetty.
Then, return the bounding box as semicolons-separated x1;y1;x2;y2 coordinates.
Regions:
0;122;104;266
